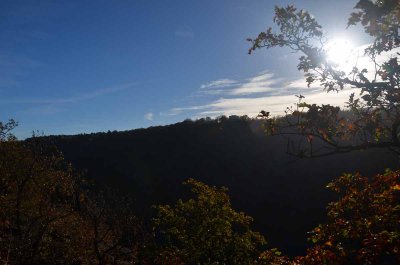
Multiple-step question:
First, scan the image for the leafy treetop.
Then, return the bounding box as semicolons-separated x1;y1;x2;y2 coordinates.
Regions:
259;169;400;265
248;0;400;157
153;178;266;265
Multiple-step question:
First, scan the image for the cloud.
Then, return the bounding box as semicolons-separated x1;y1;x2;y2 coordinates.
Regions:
160;105;209;116
144;112;153;121
197;88;359;117
197;72;283;96
1;82;139;105
330;44;400;82
284;78;310;89
18;104;66;116
167;42;399;120
198;79;238;95
167;71;361;118
228;71;283;95
200;79;238;89
0;52;43;88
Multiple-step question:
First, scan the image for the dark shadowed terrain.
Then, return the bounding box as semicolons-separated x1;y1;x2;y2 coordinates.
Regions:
36;116;399;256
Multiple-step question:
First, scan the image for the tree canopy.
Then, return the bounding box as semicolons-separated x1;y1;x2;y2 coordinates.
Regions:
0;121;146;264
248;0;400;157
259;170;400;265
153;178;266;264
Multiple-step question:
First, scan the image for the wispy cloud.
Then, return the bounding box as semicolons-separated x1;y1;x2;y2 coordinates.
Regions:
229;71;283;95
0;52;43;88
197;72;290;96
196;89;359;117
166;43;399;119
1;82;140;105
198;78;238;95
166;70;318;117
166;71;358;118
18;104;66;116
196;72;284;96
283;78;310;89
200;79;238;89
144;112;153;121
172;88;359;119
160;105;209;116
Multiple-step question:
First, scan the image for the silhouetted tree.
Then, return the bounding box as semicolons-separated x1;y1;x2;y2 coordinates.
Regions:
249;0;400;157
0;122;85;263
0;121;148;264
38;115;397;256
81;188;146;264
0;119;17;141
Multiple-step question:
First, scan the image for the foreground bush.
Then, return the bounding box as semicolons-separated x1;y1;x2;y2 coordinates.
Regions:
259;170;400;265
153;178;266;265
0;121;145;264
300;170;400;264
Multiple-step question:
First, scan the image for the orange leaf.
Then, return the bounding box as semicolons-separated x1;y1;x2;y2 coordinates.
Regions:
391;184;400;191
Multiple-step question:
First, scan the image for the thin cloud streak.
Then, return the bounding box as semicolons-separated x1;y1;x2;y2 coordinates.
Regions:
197;72;283;96
0;52;44;88
197;79;238;96
168;43;398;120
200;79;238;90
229;72;283;95
187;88;359;118
284;78;310;89
1;82;140;105
161;105;209;116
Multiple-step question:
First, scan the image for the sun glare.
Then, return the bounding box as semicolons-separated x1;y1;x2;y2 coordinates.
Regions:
326;38;355;65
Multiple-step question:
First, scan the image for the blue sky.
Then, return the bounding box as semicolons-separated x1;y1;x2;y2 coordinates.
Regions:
1;0;368;138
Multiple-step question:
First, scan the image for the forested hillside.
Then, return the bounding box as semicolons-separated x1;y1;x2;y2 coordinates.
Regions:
3;0;400;263
37;116;398;255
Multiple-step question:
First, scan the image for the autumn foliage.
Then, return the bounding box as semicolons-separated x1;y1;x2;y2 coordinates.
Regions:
2;0;400;264
256;170;400;265
153;179;266;265
1;118;399;264
296;170;400;264
249;0;400;157
0;120;146;264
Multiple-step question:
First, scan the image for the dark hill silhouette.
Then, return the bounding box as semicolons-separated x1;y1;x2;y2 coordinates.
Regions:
35;116;399;256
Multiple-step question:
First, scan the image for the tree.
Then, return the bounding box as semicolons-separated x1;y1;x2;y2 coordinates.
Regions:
248;0;400;157
0;119;18;141
247;2;400;263
297;170;400;264
81;188;146;265
257;170;400;264
153;178;266;264
0;123;86;263
0;121;148;264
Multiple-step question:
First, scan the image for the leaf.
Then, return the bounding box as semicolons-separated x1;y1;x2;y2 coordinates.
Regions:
392;184;400;191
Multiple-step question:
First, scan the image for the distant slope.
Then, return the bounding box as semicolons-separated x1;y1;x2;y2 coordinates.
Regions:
38;116;399;256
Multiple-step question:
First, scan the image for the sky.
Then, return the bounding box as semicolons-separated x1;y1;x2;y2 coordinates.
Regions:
1;0;371;138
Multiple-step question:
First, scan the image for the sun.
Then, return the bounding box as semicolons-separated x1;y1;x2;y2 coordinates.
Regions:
325;38;355;65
